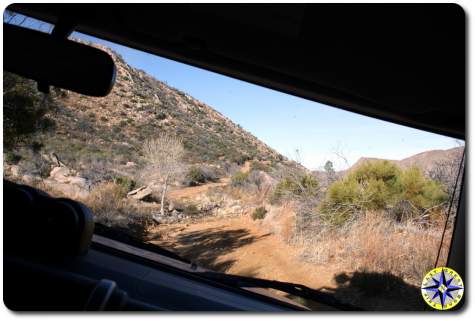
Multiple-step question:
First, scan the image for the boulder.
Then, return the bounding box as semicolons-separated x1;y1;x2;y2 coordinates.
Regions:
49;166;88;186
49;166;71;183
168;201;175;212
127;185;153;200
43;179;89;199
9;165;21;177
125;161;136;168
22;174;40;185
68;176;88;189
152;214;163;224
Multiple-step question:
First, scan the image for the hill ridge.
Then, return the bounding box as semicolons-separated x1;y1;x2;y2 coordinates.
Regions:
346;146;464;174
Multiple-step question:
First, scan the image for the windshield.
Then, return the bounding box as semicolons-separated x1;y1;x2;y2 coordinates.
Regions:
3;13;465;311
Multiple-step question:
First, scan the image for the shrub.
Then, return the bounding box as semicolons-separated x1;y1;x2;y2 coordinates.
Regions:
231;153;251;165
184;166;218;186
77;116;93;132
250;161;272;173
270;174;320;203
34;157;51;178
183;204;199;216
319;161;448;227
294;211;447;294
247;170;264;190
231;171;250;187
4;152;22;164
3;73;54;149
251;207;267;220
38;117;56;131
85;182;126;226
155;111;167;120
350;160;401;185
84;182;153;240
30;141;44;153
114;176;136;198
319;179;361;227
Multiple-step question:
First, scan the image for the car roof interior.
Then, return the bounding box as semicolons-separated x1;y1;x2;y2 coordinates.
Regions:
4;3;466;311
8;3;466;139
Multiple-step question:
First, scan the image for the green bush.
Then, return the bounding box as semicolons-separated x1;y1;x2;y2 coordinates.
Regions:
319;179;360;226
231;171;250;187
155;111;167;120
250;161;272;173
350;160;401;185
398;167;447;209
251;207;267;220
270;174;320;203
184;166;218;186
319;161;448;227
3;73;53;149
4;152;22;164
114;176;136;198
231;153;251;165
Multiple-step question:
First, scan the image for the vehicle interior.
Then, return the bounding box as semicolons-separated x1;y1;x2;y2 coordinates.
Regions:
3;4;465;311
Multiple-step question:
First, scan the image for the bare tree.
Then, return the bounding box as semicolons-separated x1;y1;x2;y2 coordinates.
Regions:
428;147;464;213
142;135;185;217
331;143;351;170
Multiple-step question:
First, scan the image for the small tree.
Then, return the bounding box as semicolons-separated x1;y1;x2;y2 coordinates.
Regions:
3;72;54;150
324;160;336;184
142;135;185;217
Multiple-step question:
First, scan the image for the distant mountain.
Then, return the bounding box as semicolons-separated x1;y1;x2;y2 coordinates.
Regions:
344;146;464;175
312;146;464;186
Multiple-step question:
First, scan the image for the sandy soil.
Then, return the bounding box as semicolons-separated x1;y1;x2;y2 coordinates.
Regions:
149;214;424;310
149;215;340;306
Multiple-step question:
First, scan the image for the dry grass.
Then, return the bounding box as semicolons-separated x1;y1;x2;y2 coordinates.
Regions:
294;211;452;286
83;182;125;226
82;182;155;239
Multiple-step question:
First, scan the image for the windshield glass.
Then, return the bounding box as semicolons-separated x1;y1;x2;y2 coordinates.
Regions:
3;13;465;311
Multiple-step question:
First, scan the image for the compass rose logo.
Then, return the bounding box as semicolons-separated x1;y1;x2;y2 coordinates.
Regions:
421;267;464;310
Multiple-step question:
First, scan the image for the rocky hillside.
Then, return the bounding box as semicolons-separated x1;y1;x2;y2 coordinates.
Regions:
4;41;286;184
80;43;281;163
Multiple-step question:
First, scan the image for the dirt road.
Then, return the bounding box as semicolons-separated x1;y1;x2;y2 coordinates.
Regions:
150;215;336;291
167;178;229;200
149;215;424;310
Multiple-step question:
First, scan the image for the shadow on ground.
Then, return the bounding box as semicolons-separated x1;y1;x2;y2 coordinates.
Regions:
292;270;424;311
158;227;270;272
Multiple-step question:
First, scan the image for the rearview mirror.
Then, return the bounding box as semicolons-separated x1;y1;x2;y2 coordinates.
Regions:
4;23;116;97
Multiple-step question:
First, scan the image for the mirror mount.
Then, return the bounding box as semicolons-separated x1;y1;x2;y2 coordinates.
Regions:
4;23;116;97
36;17;77;94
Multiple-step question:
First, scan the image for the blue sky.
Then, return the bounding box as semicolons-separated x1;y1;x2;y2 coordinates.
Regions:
5;13;462;170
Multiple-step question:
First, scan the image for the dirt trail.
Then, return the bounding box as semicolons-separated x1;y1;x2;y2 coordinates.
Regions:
168;178;229;200
150;215;336;291
151;163;422;310
149;215;423;310
154;169;337;292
